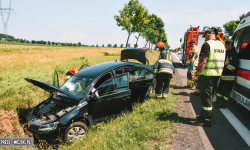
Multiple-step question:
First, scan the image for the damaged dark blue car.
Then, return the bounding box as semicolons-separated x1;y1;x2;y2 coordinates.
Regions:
24;48;156;142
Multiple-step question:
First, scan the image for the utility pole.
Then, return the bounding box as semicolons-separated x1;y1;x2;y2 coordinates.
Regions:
0;0;15;42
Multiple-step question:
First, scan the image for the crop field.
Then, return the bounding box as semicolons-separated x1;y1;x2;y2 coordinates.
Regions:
0;44;177;149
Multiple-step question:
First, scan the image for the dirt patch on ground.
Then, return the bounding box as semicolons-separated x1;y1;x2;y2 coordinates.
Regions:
0;110;25;137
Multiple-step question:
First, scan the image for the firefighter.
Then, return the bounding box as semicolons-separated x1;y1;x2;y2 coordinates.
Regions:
65;67;79;81
194;27;226;127
186;41;200;90
213;39;239;108
157;42;168;60
153;42;175;98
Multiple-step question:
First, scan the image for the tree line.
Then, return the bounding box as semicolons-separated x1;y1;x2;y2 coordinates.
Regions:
114;0;170;49
1;37;130;48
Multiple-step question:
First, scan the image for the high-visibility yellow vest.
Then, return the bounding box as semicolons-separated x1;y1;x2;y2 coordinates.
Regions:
200;40;226;76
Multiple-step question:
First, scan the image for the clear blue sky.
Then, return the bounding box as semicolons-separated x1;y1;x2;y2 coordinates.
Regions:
0;0;249;48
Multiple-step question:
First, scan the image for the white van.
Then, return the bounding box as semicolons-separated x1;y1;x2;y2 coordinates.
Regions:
230;11;250;111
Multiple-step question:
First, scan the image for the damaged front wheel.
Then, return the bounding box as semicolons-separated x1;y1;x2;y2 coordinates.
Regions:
65;121;88;143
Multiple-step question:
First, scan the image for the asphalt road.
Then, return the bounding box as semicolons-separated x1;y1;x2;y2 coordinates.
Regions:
171;52;250;150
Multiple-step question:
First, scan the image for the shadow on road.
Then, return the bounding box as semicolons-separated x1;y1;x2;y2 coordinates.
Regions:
156;112;197;126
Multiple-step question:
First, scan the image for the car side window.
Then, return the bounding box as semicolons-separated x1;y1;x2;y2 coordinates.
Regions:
94;72;112;89
145;69;154;79
114;68;124;76
97;73;129;97
239;26;250;60
233;29;241;50
124;67;145;81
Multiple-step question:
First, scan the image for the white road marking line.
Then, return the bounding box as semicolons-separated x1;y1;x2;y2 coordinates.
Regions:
220;108;250;147
171;53;187;68
171;53;182;63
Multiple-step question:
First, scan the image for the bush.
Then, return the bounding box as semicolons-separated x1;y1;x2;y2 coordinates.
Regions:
96;44;98;47
134;44;138;48
48;41;51;45
107;44;112;47
31;40;36;44
127;43;131;48
102;44;104;47
120;44;123;48
113;44;117;48
78;42;81;46
52;42;54;45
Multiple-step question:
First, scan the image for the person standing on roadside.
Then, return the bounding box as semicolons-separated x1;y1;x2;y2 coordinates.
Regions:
186;41;200;90
157;42;168;60
194;27;226;127
154;42;175;98
213;39;239;108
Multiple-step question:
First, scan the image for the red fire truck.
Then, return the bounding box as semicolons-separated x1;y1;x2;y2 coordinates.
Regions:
180;25;224;65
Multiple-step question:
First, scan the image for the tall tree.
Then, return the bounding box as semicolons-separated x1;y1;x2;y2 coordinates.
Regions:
114;0;149;47
142;14;170;49
223;13;245;39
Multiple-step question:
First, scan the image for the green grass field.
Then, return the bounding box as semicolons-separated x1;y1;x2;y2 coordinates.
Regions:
0;44;178;149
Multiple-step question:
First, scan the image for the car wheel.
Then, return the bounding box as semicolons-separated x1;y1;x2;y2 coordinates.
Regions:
65;121;88;143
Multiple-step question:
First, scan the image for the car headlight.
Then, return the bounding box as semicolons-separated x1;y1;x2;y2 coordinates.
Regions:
38;122;59;132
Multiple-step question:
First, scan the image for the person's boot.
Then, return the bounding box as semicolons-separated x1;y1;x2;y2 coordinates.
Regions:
162;94;168;98
213;99;227;108
155;94;162;99
190;86;196;90
196;109;205;120
212;96;223;106
195;112;211;127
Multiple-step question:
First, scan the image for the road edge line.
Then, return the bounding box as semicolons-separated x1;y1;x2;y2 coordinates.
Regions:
171;53;214;150
220;108;250;147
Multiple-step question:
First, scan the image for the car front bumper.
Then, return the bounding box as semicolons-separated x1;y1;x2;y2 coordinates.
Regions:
23;123;66;142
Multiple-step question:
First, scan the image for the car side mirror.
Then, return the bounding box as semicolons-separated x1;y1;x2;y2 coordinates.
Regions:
91;94;97;99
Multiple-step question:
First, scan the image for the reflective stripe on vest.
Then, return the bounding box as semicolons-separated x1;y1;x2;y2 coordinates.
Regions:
227;64;236;71
221;75;235;81
203;107;212;111
200;40;226;76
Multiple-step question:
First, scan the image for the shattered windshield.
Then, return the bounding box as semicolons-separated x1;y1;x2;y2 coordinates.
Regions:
60;76;94;99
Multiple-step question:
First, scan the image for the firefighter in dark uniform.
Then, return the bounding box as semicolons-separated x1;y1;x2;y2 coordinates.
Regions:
154;42;175;98
157;42;169;60
194;28;226;127
213;39;239;108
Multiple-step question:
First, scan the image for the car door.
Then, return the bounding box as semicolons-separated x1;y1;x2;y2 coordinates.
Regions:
88;73;131;122
124;66;154;102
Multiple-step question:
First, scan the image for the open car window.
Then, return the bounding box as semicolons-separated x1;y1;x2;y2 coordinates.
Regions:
124;67;145;81
96;73;129;97
145;69;154;79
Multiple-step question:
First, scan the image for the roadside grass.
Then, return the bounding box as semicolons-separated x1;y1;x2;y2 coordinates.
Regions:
0;45;160;139
59;88;177;150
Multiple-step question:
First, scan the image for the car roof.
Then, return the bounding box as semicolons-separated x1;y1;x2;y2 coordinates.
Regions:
75;61;152;78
